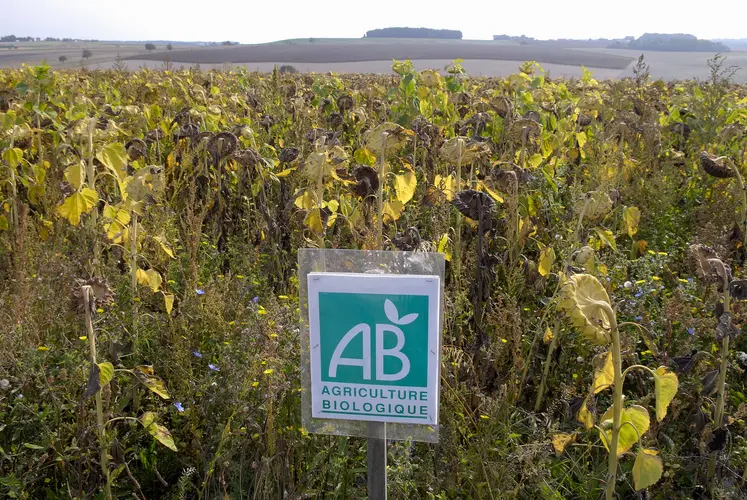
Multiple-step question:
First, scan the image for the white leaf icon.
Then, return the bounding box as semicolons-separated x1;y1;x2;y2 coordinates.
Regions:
384;299;399;323
397;313;418;325
384;299;419;325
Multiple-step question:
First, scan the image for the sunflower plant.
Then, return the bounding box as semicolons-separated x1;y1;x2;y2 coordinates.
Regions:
557;273;679;498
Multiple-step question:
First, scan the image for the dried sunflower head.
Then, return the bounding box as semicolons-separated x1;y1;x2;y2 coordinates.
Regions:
327;112;344;129
576;191;613;222
144;128;165;144
337;95;354;112
351;164;379;198
688;244;731;286
207;132;238;162
279;147;299;164
71;277;115;314
699;152;734;179
233;148;262;168
557;273;612;345
125;138;147;161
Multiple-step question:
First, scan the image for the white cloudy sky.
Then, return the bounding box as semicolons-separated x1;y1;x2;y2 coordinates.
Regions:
4;0;746;43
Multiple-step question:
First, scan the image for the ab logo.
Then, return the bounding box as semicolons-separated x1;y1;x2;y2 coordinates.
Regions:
308;272;441;424
325;298;423;385
318;292;429;388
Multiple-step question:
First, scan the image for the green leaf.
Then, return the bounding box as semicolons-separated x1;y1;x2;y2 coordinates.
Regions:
592;352;614;394
594;227;617;251
394;169;417;205
633;448;663;490
23;442;44;450
56;187;99;226
135;365;171;400
623;206;641;237
538;246;555;277
97;362;114;387
599;404;650;456
653;366;678;421
139;412;178;452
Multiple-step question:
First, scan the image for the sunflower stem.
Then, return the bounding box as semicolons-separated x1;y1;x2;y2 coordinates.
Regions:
710;261;731;483
84;286;112;500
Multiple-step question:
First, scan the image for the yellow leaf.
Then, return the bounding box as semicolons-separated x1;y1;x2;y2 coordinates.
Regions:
56;187;99;226
394;169;417;205
326;199;339;213
599;405;650;456
145;270;162;292
0;214;8;231
154;235;174;259
538;246;555;277
275;168;293;178
623;206;641;238
64;161;86;190
96;143;128;182
97;362;114;387
2;147;23;168
139;412;178;452
592;352;614;394
304;208;324;234
551;433;576;456
482;185;504;203
294;191;316;210
594;228;617;251
543;327;553;343
164;293;175;314
383;200;404;222
528;153;543;169
434;174;457;201
653;366;678;421
576;131;587;149
135;365;171;399
577;401;594;429
633;448;663;491
437;233;451;261
136;268;149;287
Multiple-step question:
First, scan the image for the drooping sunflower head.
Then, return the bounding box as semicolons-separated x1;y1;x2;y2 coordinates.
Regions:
558;273;612;345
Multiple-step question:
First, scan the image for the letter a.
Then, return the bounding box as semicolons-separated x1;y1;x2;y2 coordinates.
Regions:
329;323;371;379
376;324;410;381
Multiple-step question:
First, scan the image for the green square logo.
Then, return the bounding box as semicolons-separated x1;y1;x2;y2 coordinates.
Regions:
308;272;441;425
319;293;429;387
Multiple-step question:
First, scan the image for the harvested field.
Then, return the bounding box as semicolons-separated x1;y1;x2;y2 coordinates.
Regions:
126;39;636;69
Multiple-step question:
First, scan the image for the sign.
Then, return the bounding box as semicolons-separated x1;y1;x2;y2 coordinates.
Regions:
308;272;441;425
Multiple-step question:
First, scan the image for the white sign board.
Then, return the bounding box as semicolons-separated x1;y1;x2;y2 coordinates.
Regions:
307;272;441;425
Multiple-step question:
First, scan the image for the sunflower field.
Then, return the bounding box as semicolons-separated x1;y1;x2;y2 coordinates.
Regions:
1;56;747;498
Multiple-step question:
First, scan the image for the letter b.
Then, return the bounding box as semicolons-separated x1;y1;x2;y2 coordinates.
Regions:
376;324;410;381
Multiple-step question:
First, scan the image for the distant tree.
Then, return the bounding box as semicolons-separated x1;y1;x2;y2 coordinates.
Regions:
279;64;298;74
1;35;17;42
166;43;173;51
365;27;462;40
82;49;92;59
58;55;68;63
145;43;156;51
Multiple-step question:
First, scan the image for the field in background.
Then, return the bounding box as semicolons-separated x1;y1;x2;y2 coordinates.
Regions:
1;38;747;81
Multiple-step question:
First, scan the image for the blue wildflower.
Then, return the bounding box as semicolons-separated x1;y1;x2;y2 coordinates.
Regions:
634;291;643;298
252;296;259;303
192;350;202;358
687;277;694;283
208;364;220;372
173;402;185;412
687;327;695;335
634;316;643;322
196;289;205;296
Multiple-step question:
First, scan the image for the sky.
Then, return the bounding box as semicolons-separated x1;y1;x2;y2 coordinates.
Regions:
4;0;747;43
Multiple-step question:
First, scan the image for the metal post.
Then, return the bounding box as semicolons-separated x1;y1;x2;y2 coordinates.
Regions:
367;422;387;499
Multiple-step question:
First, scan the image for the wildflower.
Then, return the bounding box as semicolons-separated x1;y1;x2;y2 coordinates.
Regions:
624;281;632;289
0;379;9;390
634;316;643;322
196;289;205;296
252;296;259;303
208;364;220;372
173;402;185;412
634;291;644;298
192;350;202;358
687;327;695;335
